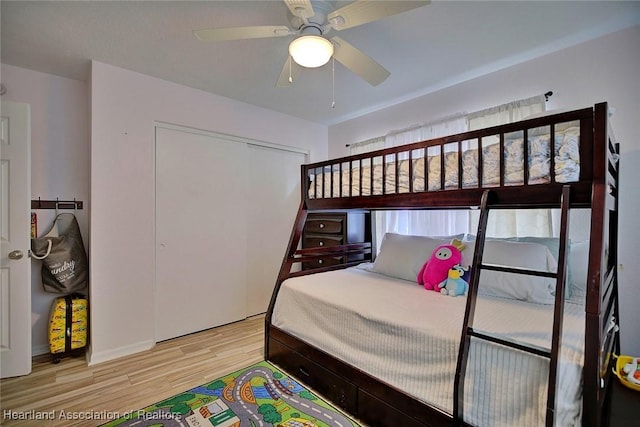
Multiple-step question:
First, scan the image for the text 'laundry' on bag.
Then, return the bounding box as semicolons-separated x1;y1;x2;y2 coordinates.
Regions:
31;213;88;294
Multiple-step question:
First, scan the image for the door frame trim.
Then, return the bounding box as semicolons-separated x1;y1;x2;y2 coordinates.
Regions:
154;121;310;156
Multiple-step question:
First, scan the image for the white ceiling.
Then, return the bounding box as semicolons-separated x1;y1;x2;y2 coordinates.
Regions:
2;1;639;125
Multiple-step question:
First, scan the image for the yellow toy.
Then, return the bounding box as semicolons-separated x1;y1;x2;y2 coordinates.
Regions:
612;354;640;392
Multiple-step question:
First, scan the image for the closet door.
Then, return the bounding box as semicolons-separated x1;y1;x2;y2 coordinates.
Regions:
246;144;306;316
155;126;247;342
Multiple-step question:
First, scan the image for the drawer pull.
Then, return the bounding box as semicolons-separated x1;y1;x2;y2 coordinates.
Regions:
319;241;324;246
319;223;325;229
318;259;324;264
299;366;310;377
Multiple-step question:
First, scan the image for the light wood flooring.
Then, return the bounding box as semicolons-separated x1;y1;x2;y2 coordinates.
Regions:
0;315;264;426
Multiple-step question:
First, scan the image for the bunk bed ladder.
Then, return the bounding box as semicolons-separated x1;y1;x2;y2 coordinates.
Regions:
454;186;572;427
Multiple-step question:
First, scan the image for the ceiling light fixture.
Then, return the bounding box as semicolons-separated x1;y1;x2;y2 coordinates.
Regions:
289;35;333;68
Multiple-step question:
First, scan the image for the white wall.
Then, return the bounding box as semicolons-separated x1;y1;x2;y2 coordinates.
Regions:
0;60;326;363
0;64;90;356
89;61;327;364
328;25;640;355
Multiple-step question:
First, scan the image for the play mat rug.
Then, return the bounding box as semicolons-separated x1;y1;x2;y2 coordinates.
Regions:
101;360;363;427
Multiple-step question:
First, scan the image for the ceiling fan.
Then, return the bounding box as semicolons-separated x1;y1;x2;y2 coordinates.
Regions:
193;0;430;87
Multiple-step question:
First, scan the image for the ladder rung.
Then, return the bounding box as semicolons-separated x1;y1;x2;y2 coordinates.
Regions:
479;263;557;279
468;328;551;358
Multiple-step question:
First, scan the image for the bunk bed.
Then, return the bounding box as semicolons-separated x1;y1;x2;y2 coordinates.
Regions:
265;102;620;427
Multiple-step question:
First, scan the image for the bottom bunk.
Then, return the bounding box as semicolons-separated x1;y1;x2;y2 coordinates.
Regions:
268;264;586;427
268;325;449;427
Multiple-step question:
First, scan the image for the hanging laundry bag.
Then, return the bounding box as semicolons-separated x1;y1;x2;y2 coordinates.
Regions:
31;213;89;294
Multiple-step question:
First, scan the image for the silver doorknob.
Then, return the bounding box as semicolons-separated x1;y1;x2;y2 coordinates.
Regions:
8;250;23;260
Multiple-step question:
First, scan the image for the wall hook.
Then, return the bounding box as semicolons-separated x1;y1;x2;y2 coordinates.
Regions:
31;198;84;210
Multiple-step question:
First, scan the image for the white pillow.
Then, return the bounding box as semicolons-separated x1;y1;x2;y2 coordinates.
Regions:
569;240;589;292
462;235;560;270
372;233;457;282
461;235;477;267
479;240;557;304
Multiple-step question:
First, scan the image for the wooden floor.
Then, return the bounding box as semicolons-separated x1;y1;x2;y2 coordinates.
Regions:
0;315;264;426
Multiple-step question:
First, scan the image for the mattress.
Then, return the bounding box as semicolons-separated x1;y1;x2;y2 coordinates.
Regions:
272;266;585;427
310;123;580;198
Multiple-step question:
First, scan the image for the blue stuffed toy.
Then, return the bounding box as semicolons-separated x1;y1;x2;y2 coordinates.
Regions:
438;264;469;297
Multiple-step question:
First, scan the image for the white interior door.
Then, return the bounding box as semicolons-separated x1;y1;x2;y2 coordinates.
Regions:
155;125;247;342
1;101;32;378
246;144;306;316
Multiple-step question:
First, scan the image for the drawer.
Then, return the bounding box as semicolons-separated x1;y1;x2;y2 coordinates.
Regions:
303;256;343;270
358;389;429;427
303;235;343;248
304;218;343;234
268;338;357;414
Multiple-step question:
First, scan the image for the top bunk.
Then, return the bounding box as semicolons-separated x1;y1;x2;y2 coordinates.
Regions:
304;102;617;211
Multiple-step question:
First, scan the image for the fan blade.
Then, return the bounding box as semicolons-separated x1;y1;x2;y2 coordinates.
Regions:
284;0;315;19
331;36;390;86
328;0;430;31
276;56;301;87
193;26;293;42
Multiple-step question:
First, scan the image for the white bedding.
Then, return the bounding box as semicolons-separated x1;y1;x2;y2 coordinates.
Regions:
310;124;580;198
272;266;585;427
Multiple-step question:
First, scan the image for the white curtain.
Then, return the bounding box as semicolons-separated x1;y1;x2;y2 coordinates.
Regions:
469;208;557;238
467;95;546;130
348;136;385;155
349;95;552;249
467;95;555;237
372;117;469;248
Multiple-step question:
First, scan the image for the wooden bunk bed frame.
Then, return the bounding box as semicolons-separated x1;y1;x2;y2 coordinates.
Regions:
265;102;620;427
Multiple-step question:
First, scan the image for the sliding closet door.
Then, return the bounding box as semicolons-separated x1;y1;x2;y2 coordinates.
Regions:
155;126;247;342
246;144;306;316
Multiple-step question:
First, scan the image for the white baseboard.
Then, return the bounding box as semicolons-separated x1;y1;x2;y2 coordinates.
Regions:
87;340;155;366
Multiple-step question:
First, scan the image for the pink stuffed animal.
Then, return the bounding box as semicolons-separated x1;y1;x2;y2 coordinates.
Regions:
417;239;466;291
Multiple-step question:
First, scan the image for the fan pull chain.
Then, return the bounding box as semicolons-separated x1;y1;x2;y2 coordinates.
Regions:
331;56;336;109
288;56;293;83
